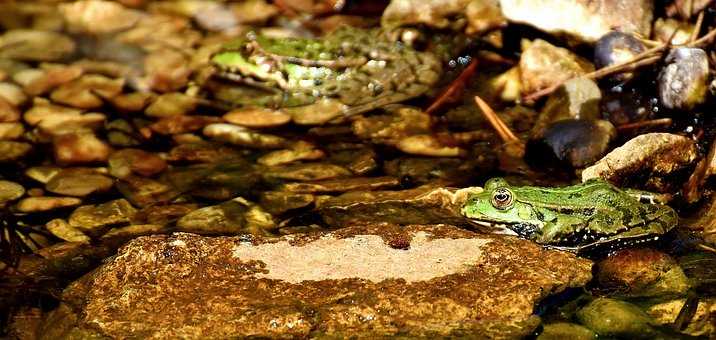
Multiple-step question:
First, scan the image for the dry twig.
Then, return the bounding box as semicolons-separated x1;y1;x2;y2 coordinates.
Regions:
425;58;479;115
616;118;673;132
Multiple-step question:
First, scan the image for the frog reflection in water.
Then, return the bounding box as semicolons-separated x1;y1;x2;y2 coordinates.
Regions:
208;27;443;119
461;178;678;252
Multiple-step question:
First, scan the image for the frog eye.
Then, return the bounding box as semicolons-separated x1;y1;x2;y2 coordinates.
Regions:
491;188;513;210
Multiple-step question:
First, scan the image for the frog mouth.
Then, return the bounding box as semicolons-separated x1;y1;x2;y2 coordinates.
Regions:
465;219;520;236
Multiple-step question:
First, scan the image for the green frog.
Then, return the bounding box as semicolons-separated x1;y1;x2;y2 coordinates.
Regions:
207;27;443;122
461;178;678;252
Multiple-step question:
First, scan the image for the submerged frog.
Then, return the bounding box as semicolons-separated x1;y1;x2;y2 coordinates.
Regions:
461;178;678;252
207;27;443;121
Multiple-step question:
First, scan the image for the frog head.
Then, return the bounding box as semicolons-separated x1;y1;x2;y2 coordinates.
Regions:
461;178;545;238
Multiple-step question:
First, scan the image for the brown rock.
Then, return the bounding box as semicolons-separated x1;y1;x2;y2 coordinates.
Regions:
60;0;142;34
280;176;401;194
263;163;351;181
68;198;137;235
23;98;83;126
16;196;82;213
318;186;481;227
110;92;154;112
0;122;25;140
149;115;222;135
143;49;192;92
0;96;20;122
382;0;506;35
166;142;244;163
20;65;84;96
37;112;106;136
204;123;287;149
596;248;690;298
0;141;31;162
144;92;196;118
256;141;324;166
45;169;114;197
519;39;594;95
50;74;124;109
500;0;653;43
53;132;111;165
223;107;291;128
43;225;592;338
0;29;76;61
582;133;699;192
108;148;167;178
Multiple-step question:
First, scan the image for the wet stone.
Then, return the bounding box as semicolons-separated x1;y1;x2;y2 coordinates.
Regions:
538;322;597;340
204;123;287;149
144;92;197;118
257;141;325;166
116;175;178;207
60;0;142;34
658;47;710;110
396;134;465;157
382;0;505;35
500;0;653;43
647;297;716;337
529;119;616;168
223;107;292;128
142;48;192;93
0;141;31;162
0;82;27;106
15;65;84;97
110;92;154;113
149;115;223;135
263;163;352;182
16;196;82;213
132;203;198;225
594;31;646;82
100;224;166;248
25;166;62;184
0;122;25;140
23;98;83;126
0;96;20;122
68;198;137;235
50;74;124;109
53;132;111;165
577;298;659;338
176;197;275;235
352;106;432;144
167;142;245;164
534;77;602;138
280;176;401;194
37;112;106;137
653;18;694;45
0;180;24;206
519;39;594;95
582;133;699;191
45;218;91;243
318;186;481;227
259;191;315;215
285;98;346;125
0;29;76;61
45;169;114;197
43;225;592;338
108;148;167;179
596;248;690;298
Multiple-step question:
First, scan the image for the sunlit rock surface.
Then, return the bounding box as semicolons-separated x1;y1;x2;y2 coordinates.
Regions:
40;224;592;338
500;0;653;43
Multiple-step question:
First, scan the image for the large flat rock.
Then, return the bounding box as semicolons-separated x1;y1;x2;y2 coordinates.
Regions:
41;224;592;339
500;0;653;43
